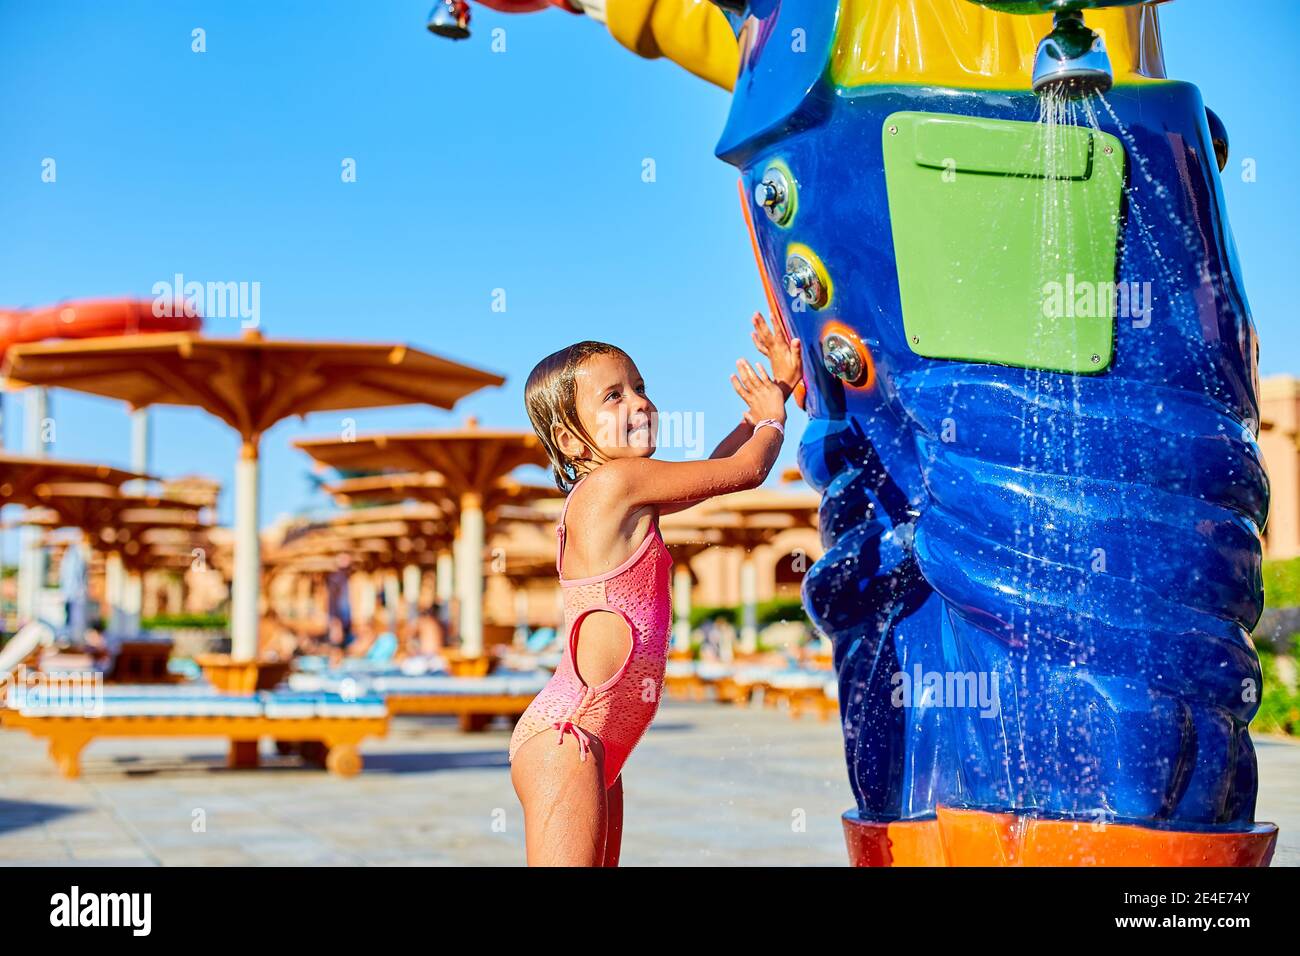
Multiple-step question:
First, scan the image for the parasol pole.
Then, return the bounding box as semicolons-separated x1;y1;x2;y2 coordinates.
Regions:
105;551;126;634
436;548;454;633
123;407;151;635
16;388;50;623
129;409;151;488
402;563;421;629
121;562;143;637
230;438;261;659
514;588;529;648
673;562;694;652
457;490;485;657
739;552;759;655
382;570;401;626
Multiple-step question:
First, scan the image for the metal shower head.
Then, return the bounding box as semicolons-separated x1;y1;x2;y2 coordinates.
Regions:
963;0;1151;97
427;0;472;40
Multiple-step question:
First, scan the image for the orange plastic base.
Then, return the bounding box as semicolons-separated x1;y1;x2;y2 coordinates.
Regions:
843;806;1278;867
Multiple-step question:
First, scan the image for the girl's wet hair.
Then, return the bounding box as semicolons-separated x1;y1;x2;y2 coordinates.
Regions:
525;341;631;491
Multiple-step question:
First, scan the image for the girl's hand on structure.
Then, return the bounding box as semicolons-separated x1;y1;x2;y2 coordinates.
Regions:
750;312;802;397
731;358;786;427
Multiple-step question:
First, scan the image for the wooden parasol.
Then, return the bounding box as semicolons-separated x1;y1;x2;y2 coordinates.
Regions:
293;420;547;657
4;329;503;658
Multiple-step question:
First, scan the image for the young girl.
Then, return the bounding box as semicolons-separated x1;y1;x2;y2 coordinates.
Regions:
509;313;803;866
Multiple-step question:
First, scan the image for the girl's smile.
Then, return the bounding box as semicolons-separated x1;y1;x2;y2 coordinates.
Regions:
571;352;659;461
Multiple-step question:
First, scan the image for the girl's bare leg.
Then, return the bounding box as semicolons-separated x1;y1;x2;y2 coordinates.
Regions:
603;776;623;868
511;732;608;866
512;611;630;866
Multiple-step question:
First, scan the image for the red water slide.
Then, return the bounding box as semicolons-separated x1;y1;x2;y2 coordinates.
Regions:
0;298;202;358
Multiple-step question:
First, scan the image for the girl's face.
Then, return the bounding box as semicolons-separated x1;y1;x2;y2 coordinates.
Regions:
561;352;657;467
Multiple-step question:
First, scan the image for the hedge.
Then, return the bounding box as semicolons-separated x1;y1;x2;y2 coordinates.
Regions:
1264;557;1300;609
1254;634;1300;736
140;613;228;630
688;598;807;630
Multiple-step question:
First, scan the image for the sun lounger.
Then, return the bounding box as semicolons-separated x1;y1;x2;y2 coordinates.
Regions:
716;666;782;705
696;661;734;683
1;687;388;778
357;672;548;730
765;670;838;721
3;676;216;706
664;659;709;700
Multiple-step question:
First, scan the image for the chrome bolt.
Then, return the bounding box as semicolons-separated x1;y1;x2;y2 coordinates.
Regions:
888;125;898;135
1091;354;1101;364
822;333;863;384
911;335;920;345
754;166;794;224
1103;145;1114;155
783;254;826;309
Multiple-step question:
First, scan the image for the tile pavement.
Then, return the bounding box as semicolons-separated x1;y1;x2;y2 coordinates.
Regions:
0;700;1295;866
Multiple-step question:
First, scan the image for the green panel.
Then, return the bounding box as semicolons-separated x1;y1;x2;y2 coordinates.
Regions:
882;112;1125;374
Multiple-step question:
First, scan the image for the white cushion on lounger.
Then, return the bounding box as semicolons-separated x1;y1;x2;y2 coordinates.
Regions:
99;682;218;697
286;674;328;692
665;660;696;678
314;697;387;718
8;680;218;709
768;670;829;690
696;663;733;681
21;696;263;718
732;667;780;686
398;655;447;675
261;691;386;718
288;674;379;696
261;696;317;718
503;674;548;695
375;675;505;695
292;671;547;698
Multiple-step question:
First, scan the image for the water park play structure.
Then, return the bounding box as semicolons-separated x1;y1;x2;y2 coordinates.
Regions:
0;298;200;357
441;0;1280;865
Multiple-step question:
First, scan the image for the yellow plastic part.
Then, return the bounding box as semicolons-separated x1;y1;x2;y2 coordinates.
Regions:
832;0;1168;90
604;0;740;90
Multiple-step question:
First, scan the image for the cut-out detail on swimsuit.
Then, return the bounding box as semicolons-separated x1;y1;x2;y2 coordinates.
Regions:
569;606;635;693
508;478;673;789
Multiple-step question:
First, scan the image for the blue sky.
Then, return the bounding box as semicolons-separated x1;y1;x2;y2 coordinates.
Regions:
1;0;1296;552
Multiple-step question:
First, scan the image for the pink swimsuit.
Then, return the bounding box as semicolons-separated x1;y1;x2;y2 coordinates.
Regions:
508;480;673;789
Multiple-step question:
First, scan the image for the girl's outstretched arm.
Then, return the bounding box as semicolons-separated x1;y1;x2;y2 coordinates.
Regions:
654;416;766;516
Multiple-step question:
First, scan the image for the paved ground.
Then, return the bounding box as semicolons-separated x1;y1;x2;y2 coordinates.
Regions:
0;701;1296;866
